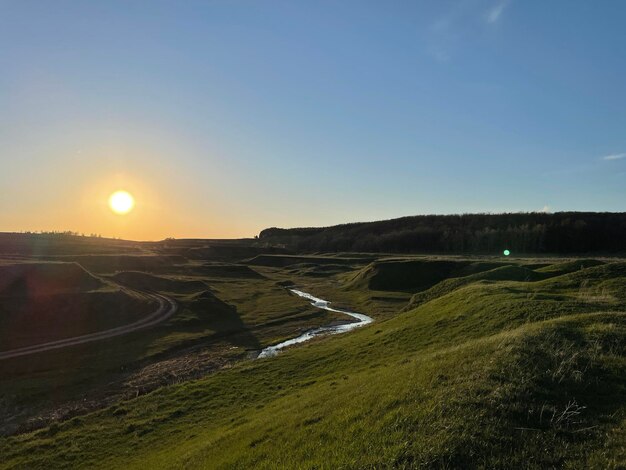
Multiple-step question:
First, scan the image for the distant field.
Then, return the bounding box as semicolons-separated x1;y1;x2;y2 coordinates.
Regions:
1;234;625;468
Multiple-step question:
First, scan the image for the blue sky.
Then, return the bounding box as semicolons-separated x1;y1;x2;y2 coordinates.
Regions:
1;0;625;239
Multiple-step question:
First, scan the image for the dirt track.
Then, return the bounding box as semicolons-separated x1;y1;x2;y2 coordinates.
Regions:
0;291;177;360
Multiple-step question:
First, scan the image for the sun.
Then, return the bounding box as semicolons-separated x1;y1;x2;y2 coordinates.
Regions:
108;190;135;215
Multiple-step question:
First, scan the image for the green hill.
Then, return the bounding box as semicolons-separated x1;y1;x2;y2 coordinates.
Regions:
404;264;544;309
345;259;509;292
2;260;625;468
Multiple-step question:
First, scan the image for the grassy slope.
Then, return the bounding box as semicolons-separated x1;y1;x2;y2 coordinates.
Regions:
0;261;349;436
110;271;208;293
0;262;160;349
2;261;626;468
344;258;514;293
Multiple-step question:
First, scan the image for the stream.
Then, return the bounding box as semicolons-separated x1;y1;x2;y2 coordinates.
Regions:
257;289;373;358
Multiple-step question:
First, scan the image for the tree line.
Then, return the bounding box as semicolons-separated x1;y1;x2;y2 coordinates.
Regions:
18;230;103;238
259;212;626;254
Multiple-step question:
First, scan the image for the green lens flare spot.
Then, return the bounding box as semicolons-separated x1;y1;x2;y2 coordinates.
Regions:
503;249;511;256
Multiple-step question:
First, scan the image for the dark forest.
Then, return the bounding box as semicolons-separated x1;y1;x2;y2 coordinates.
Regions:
260;212;626;254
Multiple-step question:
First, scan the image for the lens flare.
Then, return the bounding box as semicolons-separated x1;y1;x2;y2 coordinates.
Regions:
503;249;511;256
108;190;135;215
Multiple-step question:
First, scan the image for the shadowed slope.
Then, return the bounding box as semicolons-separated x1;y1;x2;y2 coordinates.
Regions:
111;272;207;294
346;259;509;292
44;255;187;274
0;262;158;350
0;262;104;296
405;264;543;309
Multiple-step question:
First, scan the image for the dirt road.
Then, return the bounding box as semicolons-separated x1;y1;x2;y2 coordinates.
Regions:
0;291;177;360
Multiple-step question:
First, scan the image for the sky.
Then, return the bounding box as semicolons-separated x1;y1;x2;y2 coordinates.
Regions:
1;0;625;240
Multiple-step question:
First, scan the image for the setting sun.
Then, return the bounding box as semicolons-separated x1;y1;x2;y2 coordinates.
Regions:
108;190;135;215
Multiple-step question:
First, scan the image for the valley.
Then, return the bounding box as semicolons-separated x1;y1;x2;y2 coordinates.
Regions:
1;233;625;468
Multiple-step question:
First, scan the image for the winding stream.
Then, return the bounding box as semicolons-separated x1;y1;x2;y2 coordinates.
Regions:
258;289;373;358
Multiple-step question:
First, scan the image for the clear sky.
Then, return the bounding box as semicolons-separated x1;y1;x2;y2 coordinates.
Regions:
1;1;625;240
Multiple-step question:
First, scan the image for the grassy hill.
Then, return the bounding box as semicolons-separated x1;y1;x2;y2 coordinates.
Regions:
344;259;511;292
2;259;625;468
0;256;348;438
0;262;158;350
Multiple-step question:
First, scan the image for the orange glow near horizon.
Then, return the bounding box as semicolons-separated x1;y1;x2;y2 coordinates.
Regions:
3;161;263;241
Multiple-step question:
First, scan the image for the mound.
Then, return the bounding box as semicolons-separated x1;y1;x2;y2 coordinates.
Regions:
346;259;465;292
185;245;288;261
534;261;626;290
180;290;254;335
111;272;207;293
288;263;356;277
44;255;187;273
191;264;264;279
246;255;362;268
191;290;236;312
468;264;542;282
0;262;104;297
454;261;512;276
347;259;547;293
0;262;165;350
536;259;605;277
0;288;156;351
405;264;543;309
124;263;264;279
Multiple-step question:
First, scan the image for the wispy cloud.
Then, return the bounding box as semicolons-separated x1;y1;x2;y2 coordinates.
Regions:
602;153;626;161
427;1;512;62
539;205;551;213
485;1;509;24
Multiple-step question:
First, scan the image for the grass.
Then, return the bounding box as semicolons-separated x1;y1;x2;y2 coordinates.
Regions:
109;271;208;293
1;257;625;468
0;259;347;436
344;258;512;292
0;262;158;349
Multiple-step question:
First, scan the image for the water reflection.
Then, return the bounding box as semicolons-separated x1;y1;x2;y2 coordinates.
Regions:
258;289;373;358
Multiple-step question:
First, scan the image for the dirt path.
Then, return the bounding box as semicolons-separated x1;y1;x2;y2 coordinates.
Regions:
0;291;177;360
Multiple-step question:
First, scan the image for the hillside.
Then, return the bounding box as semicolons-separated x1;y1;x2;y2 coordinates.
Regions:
110;272;208;293
344;259;511;292
0;252;349;437
259;212;626;254
0;262;105;296
0;262;158;350
2;258;625;468
0;233;142;256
